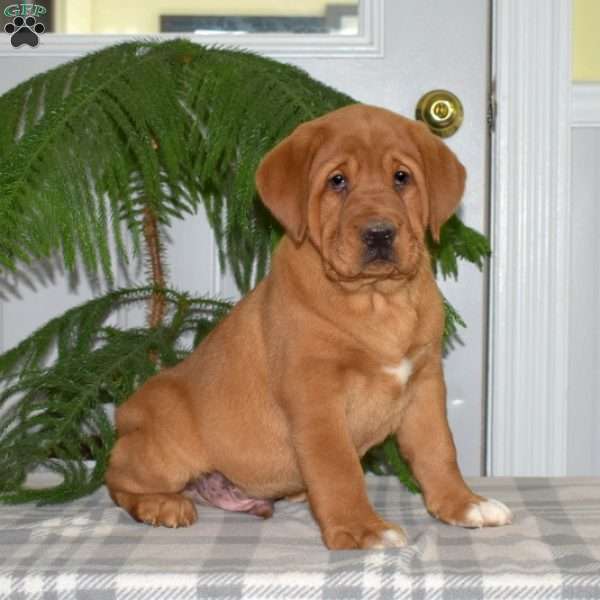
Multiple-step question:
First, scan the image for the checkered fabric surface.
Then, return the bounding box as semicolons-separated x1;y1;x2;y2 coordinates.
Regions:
1;474;599;599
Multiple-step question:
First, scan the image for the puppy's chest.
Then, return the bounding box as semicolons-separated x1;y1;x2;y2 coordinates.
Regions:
341;296;434;453
343;341;427;456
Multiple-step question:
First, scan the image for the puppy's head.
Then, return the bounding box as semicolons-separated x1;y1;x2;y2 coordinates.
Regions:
256;104;465;282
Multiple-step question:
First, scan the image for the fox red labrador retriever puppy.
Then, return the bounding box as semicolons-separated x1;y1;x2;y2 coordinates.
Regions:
106;104;511;549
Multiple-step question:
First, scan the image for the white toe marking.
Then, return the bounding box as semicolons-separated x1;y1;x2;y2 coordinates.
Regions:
480;498;513;525
382;528;407;547
364;528;407;550
384;358;413;386
464;504;485;528
464;498;512;528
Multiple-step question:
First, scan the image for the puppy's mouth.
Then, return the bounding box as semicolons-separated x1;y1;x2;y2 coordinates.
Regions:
322;224;415;283
323;249;398;283
362;245;396;266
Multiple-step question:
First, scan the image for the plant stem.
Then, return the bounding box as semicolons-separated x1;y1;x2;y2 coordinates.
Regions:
142;205;166;329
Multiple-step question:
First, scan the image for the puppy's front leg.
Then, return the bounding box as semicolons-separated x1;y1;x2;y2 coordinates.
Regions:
396;363;512;528
285;366;406;550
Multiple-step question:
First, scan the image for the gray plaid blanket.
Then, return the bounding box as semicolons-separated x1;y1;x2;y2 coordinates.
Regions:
1;474;599;599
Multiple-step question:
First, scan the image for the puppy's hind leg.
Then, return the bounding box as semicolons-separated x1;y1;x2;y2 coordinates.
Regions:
105;384;207;528
106;429;198;528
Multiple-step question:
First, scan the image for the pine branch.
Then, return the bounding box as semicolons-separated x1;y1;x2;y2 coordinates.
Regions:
428;215;491;280
362;437;421;494
443;296;468;352
0;287;233;504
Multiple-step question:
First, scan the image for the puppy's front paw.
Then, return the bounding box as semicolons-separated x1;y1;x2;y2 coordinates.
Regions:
460;498;512;527
433;497;512;528
324;519;407;550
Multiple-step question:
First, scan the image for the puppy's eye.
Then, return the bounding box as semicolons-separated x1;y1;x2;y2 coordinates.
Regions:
329;173;347;192
394;170;410;188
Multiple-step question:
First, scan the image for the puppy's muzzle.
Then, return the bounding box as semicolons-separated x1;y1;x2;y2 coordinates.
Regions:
361;221;396;263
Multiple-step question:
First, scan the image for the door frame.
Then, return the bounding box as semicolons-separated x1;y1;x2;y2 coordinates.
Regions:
488;0;572;475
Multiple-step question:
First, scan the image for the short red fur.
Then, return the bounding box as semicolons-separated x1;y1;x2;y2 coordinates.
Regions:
105;105;510;549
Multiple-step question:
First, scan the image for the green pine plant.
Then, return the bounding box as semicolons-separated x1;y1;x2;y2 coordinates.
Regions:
0;40;489;504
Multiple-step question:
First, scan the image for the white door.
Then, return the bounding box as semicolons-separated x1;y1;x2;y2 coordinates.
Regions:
0;0;490;475
283;2;490;476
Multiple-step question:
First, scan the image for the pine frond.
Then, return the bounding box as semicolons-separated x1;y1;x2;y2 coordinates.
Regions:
428;215;491;280
0;287;149;378
362;437;421;494
0;42;190;279
442;295;468;353
0;287;232;504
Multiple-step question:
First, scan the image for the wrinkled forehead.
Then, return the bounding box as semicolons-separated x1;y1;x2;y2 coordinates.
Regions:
310;109;423;172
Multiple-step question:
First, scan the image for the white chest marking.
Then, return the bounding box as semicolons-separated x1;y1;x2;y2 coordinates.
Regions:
383;358;413;386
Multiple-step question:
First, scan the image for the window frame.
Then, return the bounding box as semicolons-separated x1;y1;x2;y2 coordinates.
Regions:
0;0;383;59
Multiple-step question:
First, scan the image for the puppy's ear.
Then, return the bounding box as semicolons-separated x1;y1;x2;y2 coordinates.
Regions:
415;123;466;242
255;123;321;244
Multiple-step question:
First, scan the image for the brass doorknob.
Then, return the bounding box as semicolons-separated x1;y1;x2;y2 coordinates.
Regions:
415;90;463;138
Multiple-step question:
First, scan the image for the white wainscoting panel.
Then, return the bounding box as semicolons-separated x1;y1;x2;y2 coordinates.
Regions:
567;126;600;475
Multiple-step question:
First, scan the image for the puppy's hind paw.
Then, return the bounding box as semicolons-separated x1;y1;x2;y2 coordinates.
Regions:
131;493;198;528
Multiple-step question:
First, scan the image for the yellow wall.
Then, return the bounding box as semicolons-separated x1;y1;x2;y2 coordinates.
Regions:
573;0;600;81
56;1;356;34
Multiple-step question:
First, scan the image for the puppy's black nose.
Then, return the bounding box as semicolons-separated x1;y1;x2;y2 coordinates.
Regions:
361;222;396;248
